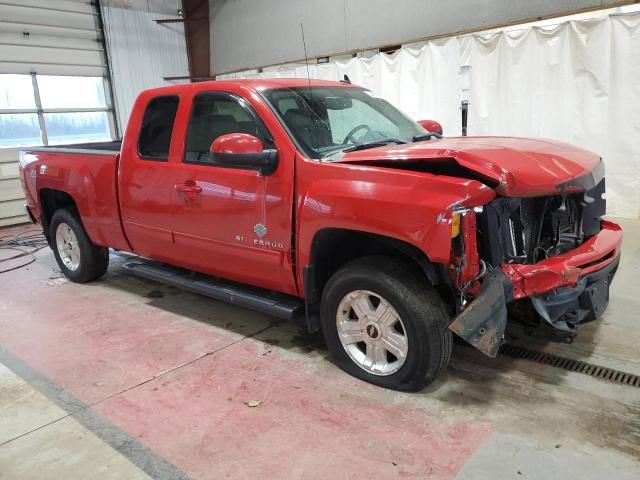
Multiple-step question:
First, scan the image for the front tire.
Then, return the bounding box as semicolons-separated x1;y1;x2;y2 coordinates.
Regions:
320;256;452;391
50;208;109;283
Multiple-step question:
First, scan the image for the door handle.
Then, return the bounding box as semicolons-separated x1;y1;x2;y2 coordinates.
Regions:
174;182;202;193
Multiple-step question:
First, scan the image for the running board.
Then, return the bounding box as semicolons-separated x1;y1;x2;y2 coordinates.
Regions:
121;259;304;320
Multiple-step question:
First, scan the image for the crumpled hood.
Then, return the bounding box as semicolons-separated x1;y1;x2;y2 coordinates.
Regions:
336;136;603;196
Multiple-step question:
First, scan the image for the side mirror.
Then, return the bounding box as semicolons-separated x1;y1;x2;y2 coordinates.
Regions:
210;133;278;175
417;119;443;136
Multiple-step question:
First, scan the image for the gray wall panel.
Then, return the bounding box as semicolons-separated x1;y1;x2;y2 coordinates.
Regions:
210;0;630;74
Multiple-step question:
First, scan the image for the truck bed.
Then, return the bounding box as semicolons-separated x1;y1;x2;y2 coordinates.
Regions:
26;140;122;154
19;142;130;252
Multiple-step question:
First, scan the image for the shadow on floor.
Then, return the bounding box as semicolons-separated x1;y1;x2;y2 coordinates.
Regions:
94;253;609;400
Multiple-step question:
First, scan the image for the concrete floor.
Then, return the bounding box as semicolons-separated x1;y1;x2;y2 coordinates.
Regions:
0;220;639;480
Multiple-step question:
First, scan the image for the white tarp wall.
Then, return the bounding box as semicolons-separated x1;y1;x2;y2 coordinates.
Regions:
221;12;640;219
466;13;640;218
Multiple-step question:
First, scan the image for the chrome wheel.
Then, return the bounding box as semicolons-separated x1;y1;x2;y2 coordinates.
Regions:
55;222;80;271
336;290;408;376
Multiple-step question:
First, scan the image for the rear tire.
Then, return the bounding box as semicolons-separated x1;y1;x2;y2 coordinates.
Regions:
50;208;109;283
320;256;452;391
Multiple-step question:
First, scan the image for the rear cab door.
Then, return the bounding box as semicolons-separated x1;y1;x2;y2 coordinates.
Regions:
118;83;299;295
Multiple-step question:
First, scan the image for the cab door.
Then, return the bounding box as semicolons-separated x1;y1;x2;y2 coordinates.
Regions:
164;91;297;295
119;93;183;265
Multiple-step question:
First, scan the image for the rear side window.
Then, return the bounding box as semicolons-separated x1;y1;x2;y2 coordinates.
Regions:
138;95;179;160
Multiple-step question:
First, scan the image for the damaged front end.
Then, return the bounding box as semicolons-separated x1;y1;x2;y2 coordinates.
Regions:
449;270;511;357
447;172;622;356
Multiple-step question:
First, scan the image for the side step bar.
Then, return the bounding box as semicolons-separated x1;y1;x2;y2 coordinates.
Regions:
121;259;304;320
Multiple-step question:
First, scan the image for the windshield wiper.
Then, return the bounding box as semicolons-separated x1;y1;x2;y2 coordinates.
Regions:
412;132;442;142
342;137;408;153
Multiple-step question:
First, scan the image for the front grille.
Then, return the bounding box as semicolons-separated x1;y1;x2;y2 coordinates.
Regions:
477;179;606;266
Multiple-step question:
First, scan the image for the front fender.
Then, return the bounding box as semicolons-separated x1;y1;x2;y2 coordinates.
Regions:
295;158;495;288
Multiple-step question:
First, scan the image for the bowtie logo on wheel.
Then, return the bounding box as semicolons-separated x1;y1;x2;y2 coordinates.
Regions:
366;324;380;339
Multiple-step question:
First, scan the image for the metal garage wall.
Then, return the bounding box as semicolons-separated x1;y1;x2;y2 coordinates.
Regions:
0;0;105;76
0;0;111;226
0;148;24;226
209;0;639;75
100;1;189;131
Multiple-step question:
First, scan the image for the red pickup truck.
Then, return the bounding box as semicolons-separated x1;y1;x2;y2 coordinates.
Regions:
19;79;622;391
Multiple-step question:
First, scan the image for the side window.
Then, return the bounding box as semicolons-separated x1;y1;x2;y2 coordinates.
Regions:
138;95;179;161
184;92;266;164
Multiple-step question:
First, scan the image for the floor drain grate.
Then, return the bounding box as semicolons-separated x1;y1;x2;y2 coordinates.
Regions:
499;344;640;388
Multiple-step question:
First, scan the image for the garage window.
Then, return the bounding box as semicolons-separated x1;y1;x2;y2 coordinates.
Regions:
0;74;114;148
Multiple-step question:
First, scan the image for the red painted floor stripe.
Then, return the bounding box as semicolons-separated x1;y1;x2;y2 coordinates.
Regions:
0;265;256;404
94;340;492;479
0;246;492;479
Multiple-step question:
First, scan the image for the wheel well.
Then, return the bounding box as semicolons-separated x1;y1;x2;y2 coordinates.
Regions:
302;228;450;332
39;189;77;241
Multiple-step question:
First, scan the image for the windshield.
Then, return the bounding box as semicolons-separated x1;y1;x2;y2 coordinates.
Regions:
262;86;427;159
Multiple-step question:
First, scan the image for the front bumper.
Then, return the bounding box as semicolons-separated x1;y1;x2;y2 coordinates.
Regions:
530;255;619;340
449;220;622;356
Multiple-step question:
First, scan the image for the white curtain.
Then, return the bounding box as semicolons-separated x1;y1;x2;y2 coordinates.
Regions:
467;14;640;218
221;13;640;218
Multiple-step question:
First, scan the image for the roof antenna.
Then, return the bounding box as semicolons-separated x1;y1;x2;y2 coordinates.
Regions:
300;22;312;97
341;74;351;84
